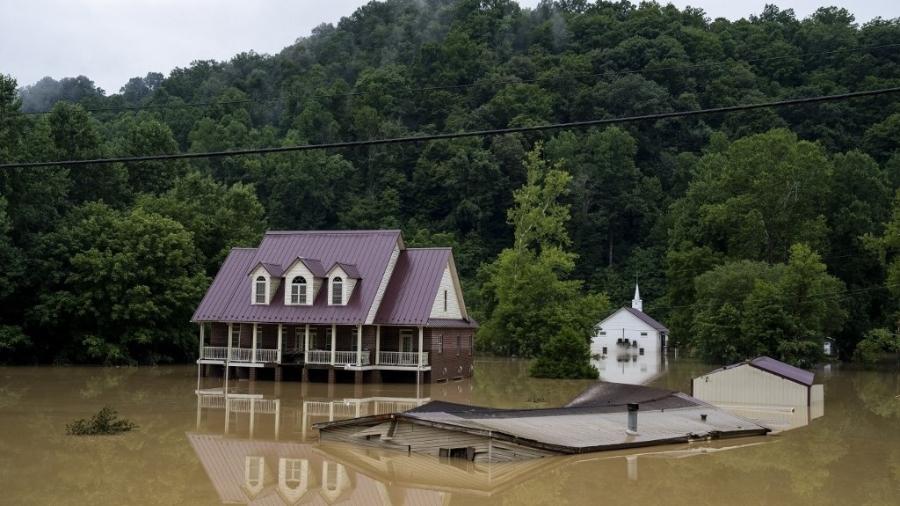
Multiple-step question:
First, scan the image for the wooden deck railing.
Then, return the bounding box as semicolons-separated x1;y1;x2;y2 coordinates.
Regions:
379;351;428;366
201;346;228;360
304;350;371;366
255;348;278;363
201;346;279;363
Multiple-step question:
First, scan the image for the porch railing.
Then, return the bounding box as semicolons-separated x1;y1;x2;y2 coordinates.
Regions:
255;348;278;363
378;351;428;367
304;350;371;365
201;346;228;360
229;348;252;362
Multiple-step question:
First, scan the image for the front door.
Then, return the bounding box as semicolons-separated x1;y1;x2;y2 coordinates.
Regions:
399;329;414;353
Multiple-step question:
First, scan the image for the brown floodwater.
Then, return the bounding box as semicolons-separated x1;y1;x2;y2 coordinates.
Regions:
0;356;898;505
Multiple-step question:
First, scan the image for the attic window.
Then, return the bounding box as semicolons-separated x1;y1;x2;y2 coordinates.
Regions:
443;289;448;312
254;276;267;304
291;276;307;304
332;277;343;305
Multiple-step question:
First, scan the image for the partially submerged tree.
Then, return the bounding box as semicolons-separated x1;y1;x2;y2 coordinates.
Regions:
478;145;607;378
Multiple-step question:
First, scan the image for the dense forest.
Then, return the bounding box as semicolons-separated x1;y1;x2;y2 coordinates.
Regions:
2;0;900;369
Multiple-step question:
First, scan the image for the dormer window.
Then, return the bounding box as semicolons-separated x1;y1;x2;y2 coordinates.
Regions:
254;276;267;304
291;276;307;304
331;277;343;305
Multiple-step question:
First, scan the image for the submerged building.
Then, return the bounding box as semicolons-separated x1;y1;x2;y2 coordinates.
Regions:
591;284;668;358
692;356;825;431
192;230;477;383
314;382;769;462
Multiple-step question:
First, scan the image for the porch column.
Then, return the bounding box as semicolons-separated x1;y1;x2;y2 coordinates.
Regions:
356;324;363;366
304;324;310;353
198;323;204;359
418;326;424;368
330;323;337;365
277;324;283;364
249;398;256;439
227;323;233;362
252;323;258;364
375;325;381;365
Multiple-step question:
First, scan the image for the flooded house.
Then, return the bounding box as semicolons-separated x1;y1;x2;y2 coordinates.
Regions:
691;356;825;431
192;230;477;384
314;382;770;463
591;284;668;359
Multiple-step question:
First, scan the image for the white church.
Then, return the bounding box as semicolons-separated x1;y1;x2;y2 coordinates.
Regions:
591;284;668;358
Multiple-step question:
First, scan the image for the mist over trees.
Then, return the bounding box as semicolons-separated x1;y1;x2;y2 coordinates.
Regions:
2;0;900;367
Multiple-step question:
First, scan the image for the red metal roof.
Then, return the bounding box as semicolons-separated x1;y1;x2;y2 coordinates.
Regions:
373;248;451;326
192;230;401;324
192;231;473;327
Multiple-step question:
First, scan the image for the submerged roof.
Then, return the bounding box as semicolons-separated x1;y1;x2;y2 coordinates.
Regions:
316;382;769;454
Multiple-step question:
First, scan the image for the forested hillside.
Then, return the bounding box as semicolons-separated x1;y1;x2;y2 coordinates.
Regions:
2;0;900;366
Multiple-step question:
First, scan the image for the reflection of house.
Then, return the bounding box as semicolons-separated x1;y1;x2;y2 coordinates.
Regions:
691;356;825;431
591;284;668;357
188;434;443;505
316;383;769;462
193;230;477;383
592;351;665;385
195;387;429;442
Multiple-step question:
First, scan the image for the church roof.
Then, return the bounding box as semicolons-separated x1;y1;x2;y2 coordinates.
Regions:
621;307;669;332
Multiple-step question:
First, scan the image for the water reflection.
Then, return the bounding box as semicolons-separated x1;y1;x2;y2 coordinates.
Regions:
592;350;666;384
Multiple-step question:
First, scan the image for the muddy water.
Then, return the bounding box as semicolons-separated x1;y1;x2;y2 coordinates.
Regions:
0;357;898;505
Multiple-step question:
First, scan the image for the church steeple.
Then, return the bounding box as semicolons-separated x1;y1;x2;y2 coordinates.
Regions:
631;283;643;312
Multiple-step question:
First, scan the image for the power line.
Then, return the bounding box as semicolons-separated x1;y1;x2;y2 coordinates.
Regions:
3;86;899;169
16;42;900;116
5;86;900;169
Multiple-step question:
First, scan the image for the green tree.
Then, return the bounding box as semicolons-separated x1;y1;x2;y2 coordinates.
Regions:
30;204;207;364
478;146;607;378
136;172;266;274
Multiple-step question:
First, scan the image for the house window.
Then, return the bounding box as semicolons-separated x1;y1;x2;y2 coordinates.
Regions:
255;276;267;304
331;277;343;305
351;327;359;351
290;276;307;304
599;331;606;335
456;335;461;356
230;325;241;347
435;334;443;354
443;290;448;312
640;332;648;337
399;329;414;353
294;327;304;351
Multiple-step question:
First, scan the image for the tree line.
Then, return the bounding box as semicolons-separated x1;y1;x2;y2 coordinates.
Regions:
2;0;900;371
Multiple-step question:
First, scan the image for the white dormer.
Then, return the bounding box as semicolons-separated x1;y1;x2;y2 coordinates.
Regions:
249;262;282;305
326;263;360;306
282;257;326;306
430;253;467;319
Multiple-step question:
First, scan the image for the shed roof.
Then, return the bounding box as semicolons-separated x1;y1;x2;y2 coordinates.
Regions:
704;356;815;387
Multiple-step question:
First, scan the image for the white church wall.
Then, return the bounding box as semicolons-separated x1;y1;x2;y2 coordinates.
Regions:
591;308;662;356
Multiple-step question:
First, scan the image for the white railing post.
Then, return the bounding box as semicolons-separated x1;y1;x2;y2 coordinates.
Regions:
418;326;424;369
198;323;204;359
330;323;337;366
277;324;283;364
375;325;381;365
356;324;362;366
252;323;258;364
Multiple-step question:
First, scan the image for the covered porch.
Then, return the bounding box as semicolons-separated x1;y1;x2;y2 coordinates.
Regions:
197;323;430;370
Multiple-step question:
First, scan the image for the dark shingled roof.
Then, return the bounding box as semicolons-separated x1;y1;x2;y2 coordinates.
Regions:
623;307;669;332
285;257;327;278
248;261;283;278
330;261;361;279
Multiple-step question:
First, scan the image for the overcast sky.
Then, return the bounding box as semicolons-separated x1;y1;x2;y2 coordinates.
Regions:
1;0;898;93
